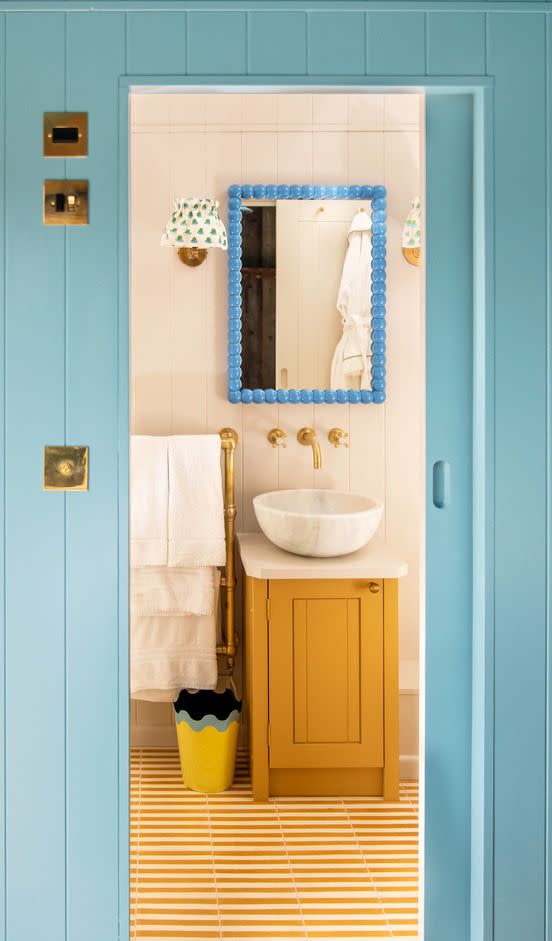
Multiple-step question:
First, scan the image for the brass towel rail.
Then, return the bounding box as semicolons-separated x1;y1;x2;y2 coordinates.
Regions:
217;427;239;673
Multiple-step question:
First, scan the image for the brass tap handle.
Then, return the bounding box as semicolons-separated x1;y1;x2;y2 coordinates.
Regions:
328;428;349;448
268;428;287;449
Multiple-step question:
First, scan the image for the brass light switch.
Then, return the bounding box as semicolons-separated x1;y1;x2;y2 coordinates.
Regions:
44;446;89;491
44;112;88;157
44;180;89;226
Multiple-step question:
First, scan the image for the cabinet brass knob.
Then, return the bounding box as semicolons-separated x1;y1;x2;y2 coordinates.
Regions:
368;581;380;593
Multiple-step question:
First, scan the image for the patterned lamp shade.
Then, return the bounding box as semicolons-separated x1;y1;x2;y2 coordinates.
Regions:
402;196;421;267
161;197;228;266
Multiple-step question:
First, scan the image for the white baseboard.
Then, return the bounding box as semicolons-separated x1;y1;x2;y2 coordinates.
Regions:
400;754;419;781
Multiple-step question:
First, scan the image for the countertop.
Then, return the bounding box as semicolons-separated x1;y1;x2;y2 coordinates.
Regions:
236;533;408;580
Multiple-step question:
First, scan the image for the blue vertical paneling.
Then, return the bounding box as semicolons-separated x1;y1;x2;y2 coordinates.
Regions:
126;13;186;75
247;12;307;75
187;12;246;75
307;12;366;75
487;13;547;941
65;14;125;941
427;13;486;75
4;12;66;941
425;94;473;941
366;12;426;76
0;14;5;941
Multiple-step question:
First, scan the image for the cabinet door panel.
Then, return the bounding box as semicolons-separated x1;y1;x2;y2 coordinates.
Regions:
269;579;383;769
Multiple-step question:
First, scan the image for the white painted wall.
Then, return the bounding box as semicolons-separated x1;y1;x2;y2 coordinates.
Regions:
130;92;424;766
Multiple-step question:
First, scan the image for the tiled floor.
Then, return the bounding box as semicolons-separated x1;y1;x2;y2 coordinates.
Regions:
130;748;419;940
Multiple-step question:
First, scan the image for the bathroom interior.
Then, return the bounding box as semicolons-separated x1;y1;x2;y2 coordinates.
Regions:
130;89;424;940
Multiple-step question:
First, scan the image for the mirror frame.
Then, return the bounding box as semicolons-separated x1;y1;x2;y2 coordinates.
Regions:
226;183;387;405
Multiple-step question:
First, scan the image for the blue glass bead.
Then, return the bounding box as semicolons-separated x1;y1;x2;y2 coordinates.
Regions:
253;388;265;403
371;367;386;380
373;379;385;391
372;198;386;211
373;391;386;404
241;185;254;199
300;389;313;403
360;389;374;403
372;234;386;248
313;389;324;403
228;210;241;224
372;283;385;296
228;288;241;302
266;184;277;199
228;367;241;380
277;185;290;199
336;389;348;403
228;197;241;211
373;185;386;199
372;354;385;367
228;309;241;323
372;341;385;355
372;309;385;321
324;389;337;404
372;223;386;236
228;270;241;285
349;390;361;403
265;388;277;404
253;185;266;199
313;185;326;199
241;389;254;403
228;184;241;198
360;185;374;199
228;377;241;390
372;245;386;257
288;389;300;403
372;258;387;271
372;294;386;307
277;389;288;403
229;390;242;404
326;185;338;199
372;210;386;224
228;245;241;260
336;185;349;199
301;185;314;200
372;330;385;344
349;185;361;199
290;185;302;199
228;222;241;238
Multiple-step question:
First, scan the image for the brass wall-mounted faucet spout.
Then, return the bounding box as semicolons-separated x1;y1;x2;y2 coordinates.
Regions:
297;427;322;470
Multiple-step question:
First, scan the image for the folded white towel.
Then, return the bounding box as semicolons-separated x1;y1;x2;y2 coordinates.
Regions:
131;565;218;617
168;435;226;568
130;582;219;700
131;436;168;566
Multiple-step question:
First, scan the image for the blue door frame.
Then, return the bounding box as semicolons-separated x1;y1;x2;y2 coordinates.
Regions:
1;7;550;941
118;77;492;941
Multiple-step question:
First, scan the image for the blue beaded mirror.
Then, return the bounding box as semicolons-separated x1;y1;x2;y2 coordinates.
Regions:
227;184;387;405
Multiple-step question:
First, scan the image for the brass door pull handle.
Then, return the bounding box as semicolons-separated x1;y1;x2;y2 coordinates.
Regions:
368;582;380;594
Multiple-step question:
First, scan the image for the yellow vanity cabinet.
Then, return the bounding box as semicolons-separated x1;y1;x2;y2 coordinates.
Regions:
239;534;403;803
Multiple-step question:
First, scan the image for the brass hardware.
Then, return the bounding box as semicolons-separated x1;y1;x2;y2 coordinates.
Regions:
216;428;239;673
368;581;380;594
44;112;88;158
178;246;208;267
267;428;287;449
328;428;349;449
402;246;420;267
44;446;88;491
297;427;322;470
44;180;88;226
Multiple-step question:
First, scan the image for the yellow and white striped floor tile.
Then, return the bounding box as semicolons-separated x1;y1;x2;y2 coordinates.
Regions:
131;748;419;940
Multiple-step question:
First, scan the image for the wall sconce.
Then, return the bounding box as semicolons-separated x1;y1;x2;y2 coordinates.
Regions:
402;196;421;267
161;197;228;267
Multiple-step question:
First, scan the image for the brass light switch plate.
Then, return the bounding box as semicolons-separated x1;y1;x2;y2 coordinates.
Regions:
44;446;89;491
44;180;89;226
44;112;88;157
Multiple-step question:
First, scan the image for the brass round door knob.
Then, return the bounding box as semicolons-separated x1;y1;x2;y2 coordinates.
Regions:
368;581;380;593
57;460;74;477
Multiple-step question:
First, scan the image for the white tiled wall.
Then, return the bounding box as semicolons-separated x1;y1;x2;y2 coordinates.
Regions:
130;93;424;762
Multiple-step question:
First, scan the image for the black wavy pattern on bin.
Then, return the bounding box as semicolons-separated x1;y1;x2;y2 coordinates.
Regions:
173;687;243;721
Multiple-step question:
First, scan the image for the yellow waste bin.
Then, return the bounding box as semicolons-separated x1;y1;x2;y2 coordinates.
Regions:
173;688;242;794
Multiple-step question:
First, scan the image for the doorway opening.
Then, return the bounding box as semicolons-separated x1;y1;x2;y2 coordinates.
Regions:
129;88;425;940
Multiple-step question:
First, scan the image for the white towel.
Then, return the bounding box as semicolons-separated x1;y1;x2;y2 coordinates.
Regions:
130;576;220;699
131;566;217;617
131;436;168;566
168;435;226;567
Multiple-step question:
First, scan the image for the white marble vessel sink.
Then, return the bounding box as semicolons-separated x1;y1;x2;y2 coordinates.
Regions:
253;489;383;558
